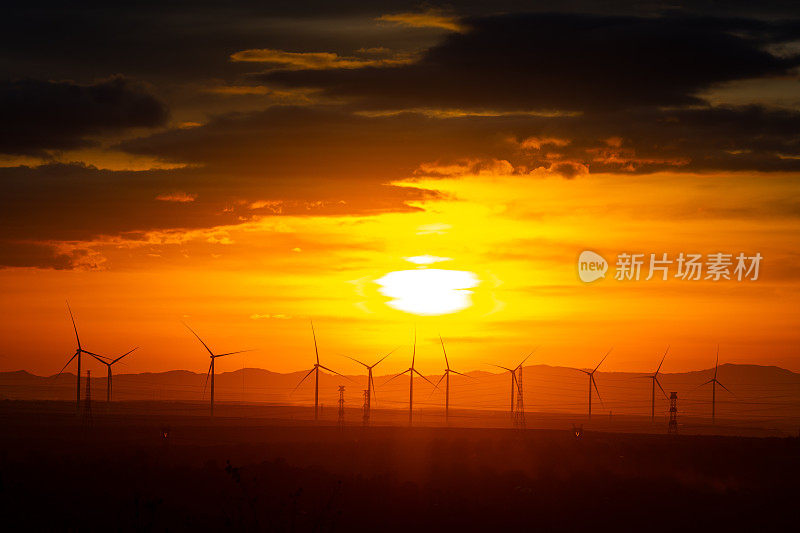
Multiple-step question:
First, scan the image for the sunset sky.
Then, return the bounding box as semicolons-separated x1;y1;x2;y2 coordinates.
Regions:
1;2;799;377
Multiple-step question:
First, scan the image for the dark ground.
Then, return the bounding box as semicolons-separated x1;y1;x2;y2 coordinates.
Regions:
1;401;798;532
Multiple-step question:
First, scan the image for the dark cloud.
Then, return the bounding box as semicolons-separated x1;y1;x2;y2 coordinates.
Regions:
0;156;432;248
121;102;800;184
119;105;519;174
0;77;168;155
0;241;83;270
260;13;800;112
0;164;237;243
3;4;800;271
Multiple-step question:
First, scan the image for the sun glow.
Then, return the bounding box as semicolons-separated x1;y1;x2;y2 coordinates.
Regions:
375;267;480;315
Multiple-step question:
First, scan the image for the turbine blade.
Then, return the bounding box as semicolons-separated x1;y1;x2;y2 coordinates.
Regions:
57;351;78;376
311;319;319;365
593;348;613;373
413;368;438;388
202;361;212;398
291;367;316;394
112;347;138;365
411;327;416;369
655;377;668;399
383;369;410;386
518;346;539;368
370;374;378;404
592;376;604;407
372;347;397;368
88;352;110;365
716;380;735;396
343;355;369;368
714;345;720;379
439;335;449;370
695;378;714;390
184;322;214;356
82;350;111;360
655;345;669;374
66;300;81;350
489;364;515;373
214;349;253;358
433;372;447;389
318;364;354;382
449;369;473;378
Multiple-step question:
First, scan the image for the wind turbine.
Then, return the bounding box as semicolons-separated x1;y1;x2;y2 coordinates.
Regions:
56;302;107;413
344;348;395;414
384;328;437;425
647;346;669;420
432;335;472;421
293;320;351;421
184;323;251;417
698;345;733;423
577;348;612;419
490;350;536;420
88;347;138;402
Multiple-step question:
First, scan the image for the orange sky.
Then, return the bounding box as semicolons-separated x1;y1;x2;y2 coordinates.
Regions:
2;170;798;376
2;6;800;378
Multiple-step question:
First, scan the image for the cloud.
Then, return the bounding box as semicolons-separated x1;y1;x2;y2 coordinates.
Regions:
538;161;590;179
260;13;800;112
0;76;168;155
156;191;196;203
0;240;81;270
520;137;571;150
230;48;415;70
378;10;465;32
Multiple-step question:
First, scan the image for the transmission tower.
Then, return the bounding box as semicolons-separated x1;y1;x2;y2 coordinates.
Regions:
84;370;93;428
668;392;678;434
513;366;525;429
362;389;370;426
337;385;345;429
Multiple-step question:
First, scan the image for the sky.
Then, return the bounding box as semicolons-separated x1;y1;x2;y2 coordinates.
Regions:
1;1;799;377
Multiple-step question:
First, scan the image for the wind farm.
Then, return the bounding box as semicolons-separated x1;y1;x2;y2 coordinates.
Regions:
3;1;800;530
22;306;783;433
1;307;798;532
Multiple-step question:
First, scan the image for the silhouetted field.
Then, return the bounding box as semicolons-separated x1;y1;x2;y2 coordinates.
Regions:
1;401;798;532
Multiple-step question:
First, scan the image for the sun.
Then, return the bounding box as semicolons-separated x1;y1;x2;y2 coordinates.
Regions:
375;266;480;316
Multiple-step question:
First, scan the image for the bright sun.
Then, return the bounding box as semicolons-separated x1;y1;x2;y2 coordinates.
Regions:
375;267;480;316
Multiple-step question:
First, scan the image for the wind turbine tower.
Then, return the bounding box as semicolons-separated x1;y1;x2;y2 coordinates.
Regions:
698;346;732;423
293;320;350;421
577;348;612;419
57;302;107;414
648;346;670;420
434;335;469;422
89;347;137;402
185;323;251;417
345;348;394;426
385;328;437;425
491;350;536;423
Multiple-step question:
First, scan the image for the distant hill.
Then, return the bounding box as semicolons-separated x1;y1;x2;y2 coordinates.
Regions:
2;363;799;424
